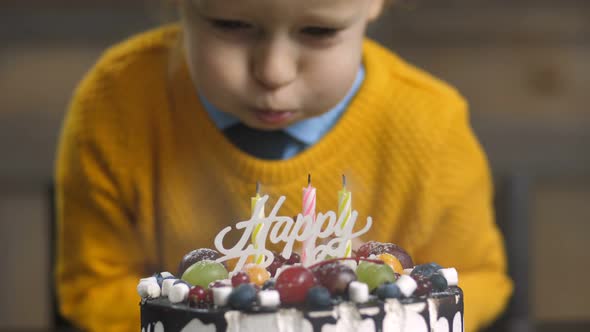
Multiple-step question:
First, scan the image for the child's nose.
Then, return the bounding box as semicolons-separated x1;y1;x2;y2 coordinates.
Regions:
252;40;297;90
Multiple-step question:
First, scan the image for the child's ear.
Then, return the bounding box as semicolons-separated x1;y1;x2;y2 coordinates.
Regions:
367;0;385;21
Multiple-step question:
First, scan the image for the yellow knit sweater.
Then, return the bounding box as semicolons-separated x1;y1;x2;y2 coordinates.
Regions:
56;25;511;332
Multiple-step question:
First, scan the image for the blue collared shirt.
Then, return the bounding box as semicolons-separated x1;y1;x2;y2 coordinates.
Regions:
200;66;365;159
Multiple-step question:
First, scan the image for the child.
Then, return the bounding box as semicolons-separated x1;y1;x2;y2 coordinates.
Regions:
55;0;512;331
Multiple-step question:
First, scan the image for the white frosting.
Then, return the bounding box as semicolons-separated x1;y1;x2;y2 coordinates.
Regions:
401;303;428;332
226;309;315;332
382;300;403;332
427;297;439;328
359;307;380;316
143;296;463;332
300;303;378;332
179;319;216;332
307;310;335;319
453;312;462;332
321;318;375;332
142;321;164;332
434;318;450;332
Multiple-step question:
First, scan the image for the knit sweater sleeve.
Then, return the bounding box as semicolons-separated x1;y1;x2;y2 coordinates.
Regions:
55;64;146;332
412;101;513;331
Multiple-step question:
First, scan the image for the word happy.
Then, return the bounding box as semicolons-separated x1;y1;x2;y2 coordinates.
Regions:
214;195;372;272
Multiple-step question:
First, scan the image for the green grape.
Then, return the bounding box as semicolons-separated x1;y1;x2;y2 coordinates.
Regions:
181;260;228;288
356;261;396;291
355;261;372;280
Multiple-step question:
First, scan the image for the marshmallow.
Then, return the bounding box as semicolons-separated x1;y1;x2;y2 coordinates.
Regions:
140;276;157;284
146;282;161;298
137;282;149;298
212;287;233;307
219;279;232;287
169;283;190;303
348;281;369;303
137;280;161;298
403;268;413;275
162;278;178;297
396;275;417;297
137;282;148;298
439;268;459;286
160;272;174;279
257;290;280;308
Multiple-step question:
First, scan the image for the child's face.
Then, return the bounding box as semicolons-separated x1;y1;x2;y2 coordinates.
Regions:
181;0;383;130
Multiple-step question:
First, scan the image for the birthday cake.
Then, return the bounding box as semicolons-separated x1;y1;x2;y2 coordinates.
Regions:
137;182;464;332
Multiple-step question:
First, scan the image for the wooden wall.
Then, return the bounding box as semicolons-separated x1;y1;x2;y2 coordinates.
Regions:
371;3;590;324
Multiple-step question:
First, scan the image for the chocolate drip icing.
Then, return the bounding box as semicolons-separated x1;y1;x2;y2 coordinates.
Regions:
303;311;338;332
140;287;464;332
141;299;227;332
359;303;386;332
436;287;463;330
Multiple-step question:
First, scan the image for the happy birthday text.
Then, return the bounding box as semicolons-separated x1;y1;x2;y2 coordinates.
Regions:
214;195;372;272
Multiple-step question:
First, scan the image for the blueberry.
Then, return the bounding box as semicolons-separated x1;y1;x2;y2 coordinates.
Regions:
306;286;332;310
262;279;276;290
430;273;448;292
228;284;257;310
411;264;438;278
376;283;402;300
152;273;164;285
428;262;442;271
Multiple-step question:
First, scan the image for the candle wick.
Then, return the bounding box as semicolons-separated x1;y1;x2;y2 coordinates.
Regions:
342;174;346;188
308;174;311;186
256;181;260;194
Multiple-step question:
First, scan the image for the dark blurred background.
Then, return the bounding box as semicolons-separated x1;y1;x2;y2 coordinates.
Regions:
1;0;588;331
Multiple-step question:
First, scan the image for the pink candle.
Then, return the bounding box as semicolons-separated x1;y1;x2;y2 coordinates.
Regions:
301;174;317;266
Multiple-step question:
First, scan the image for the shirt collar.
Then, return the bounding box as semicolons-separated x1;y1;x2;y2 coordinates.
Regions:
199;95;240;129
199;65;365;145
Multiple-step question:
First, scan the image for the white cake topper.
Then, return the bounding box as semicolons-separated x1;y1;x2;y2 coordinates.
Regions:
214;195;372;273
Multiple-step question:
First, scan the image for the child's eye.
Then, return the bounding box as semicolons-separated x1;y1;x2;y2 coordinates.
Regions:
209;19;252;31
301;27;339;38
